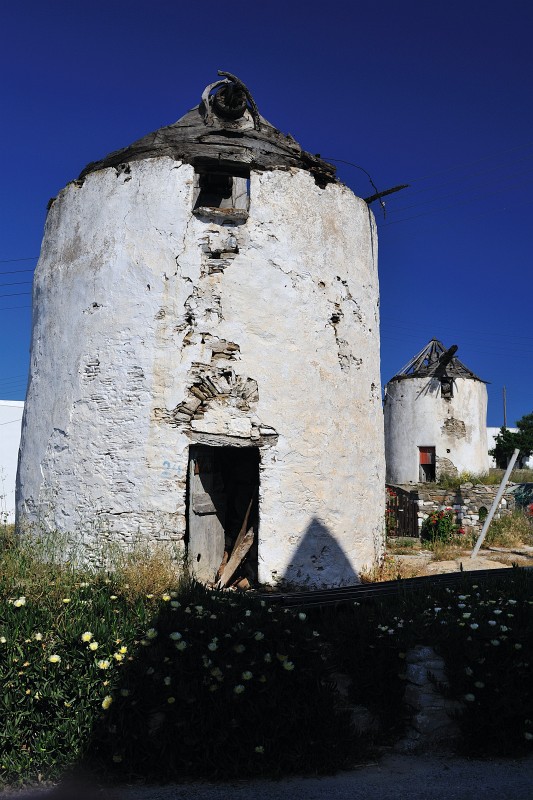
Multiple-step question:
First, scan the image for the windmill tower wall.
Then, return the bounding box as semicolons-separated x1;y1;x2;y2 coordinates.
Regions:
16;81;385;587
384;342;489;484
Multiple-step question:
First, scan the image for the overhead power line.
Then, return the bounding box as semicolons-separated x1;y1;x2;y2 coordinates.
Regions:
0;257;38;264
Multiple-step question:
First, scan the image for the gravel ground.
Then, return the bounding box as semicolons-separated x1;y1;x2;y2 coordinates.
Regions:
4;753;533;800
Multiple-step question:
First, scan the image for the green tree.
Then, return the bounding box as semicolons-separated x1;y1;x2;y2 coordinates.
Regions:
490;412;533;468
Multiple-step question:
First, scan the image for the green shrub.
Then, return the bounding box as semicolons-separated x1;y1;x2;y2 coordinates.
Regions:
88;583;354;780
421;509;464;544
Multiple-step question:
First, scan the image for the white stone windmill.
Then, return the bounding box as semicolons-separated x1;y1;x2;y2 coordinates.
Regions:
17;72;384;587
384;338;489;484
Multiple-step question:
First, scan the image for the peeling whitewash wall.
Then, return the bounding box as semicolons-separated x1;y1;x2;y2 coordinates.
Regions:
17;157;385;586
384;377;489;484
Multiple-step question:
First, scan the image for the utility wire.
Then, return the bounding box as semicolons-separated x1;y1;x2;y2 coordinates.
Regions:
0;269;34;276
0;257;38;264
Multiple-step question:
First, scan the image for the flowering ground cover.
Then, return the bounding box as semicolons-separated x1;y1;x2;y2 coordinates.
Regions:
1;529;533;788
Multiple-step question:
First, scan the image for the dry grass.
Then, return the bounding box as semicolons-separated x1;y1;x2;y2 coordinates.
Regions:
360;553;427;583
112;542;186;602
484;511;533;548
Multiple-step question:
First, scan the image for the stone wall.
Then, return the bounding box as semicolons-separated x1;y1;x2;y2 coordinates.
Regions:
416;482;515;533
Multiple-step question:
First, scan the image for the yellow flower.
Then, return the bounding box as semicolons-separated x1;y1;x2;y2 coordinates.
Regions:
81;632;93;643
13;596;26;608
162;594;171;602
97;659;111;670
62;598;71;604
113;653;124;662
102;695;113;710
167;696;176;704
118;646;127;654
48;654;61;664
34;633;43;641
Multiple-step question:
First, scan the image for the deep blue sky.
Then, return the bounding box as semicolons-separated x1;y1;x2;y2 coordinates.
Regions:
1;0;531;426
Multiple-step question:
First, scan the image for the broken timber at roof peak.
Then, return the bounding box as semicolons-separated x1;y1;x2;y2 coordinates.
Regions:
78;70;337;187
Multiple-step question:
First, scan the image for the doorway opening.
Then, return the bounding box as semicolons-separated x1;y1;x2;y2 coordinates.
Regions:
419;445;436;482
186;445;259;586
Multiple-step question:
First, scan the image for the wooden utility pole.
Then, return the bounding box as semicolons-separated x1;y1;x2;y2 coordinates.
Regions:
503;386;507;428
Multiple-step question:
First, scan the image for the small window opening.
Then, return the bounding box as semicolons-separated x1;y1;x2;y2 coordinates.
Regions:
440;376;454;399
193;165;250;212
419;446;436;482
478;506;488;522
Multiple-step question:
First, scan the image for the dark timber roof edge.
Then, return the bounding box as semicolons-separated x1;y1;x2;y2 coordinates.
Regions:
78;105;337;187
388;338;487;383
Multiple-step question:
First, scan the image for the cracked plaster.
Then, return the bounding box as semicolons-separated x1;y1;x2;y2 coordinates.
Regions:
17;157;384;585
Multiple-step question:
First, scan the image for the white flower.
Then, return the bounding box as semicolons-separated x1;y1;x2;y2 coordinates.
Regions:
525;732;533;741
120;688;130;696
13;596;26;608
34;632;43;641
81;632;93;643
102;695;113;710
254;631;264;641
169;632;182;641
508;599;517;605
97;659;111;669
164;676;171;686
264;653;272;662
464;693;475;702
0;636;7;644
233;644;245;653
462;613;471;619
500;625;509;632
89;641;99;651
457;603;466;609
208;642;218;651
474;681;485;688
465;667;473;676
233;684;245;694
170;600;180;608
298;612;307;621
491;640;500;646
175;641;187;651
113;652;124;662
493;609;502;615
242;670;253;680
515;643;523;650
146;628;158;640
488;620;497;626
470;623;479;630
195;606;204;614
48;654;61;664
283;661;295;671
245;610;252;617
255;745;265;754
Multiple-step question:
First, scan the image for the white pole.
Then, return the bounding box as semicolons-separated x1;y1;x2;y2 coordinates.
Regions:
471;448;520;558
